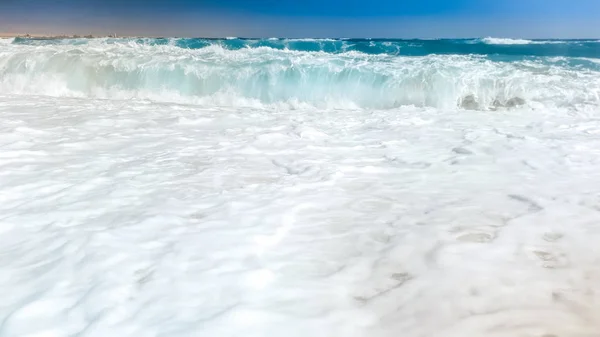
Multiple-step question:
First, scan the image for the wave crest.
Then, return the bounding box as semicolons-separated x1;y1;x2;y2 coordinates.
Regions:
0;37;15;45
481;37;534;45
0;42;599;110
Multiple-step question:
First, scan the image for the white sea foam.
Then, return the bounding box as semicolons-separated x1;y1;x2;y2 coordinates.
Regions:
1;93;600;336
482;37;534;45
577;57;600;64
480;37;572;45
2;39;600;337
0;37;15;44
286;38;338;42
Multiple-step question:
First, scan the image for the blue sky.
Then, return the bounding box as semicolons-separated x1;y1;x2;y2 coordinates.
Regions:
1;0;599;37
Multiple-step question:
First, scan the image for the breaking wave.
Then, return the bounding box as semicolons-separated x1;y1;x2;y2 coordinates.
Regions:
481;37;535;45
1;38;599;110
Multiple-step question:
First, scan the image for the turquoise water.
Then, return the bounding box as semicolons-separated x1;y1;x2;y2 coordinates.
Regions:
2;37;600;110
12;37;600;59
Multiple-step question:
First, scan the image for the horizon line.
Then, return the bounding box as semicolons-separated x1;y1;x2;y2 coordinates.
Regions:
3;34;600;40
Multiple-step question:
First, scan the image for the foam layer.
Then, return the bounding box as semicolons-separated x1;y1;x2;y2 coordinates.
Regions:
481;37;535;45
1;93;600;337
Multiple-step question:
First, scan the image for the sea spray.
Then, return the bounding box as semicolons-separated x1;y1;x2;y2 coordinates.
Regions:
1;38;599;110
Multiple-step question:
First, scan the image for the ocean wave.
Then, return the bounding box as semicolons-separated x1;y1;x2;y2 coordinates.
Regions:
577;57;600;64
0;37;15;45
0;41;598;110
482;37;535;45
480;37;581;45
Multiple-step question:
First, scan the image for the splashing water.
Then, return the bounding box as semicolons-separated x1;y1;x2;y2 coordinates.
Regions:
1;37;600;110
1;38;600;337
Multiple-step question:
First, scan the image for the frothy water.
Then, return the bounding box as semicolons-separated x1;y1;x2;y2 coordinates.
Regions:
481;37;536;45
1;38;600;337
2;38;600;111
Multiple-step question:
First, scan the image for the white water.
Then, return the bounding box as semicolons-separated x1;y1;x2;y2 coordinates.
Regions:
479;37;600;45
2;38;600;336
1;92;600;336
480;37;576;45
1;41;599;111
482;37;535;45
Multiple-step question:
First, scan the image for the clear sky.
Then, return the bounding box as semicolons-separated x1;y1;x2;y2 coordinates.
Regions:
1;0;599;38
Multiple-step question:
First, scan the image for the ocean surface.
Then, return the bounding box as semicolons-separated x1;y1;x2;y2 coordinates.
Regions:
1;37;600;336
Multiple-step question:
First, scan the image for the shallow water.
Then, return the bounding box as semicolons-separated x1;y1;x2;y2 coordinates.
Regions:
1;93;600;336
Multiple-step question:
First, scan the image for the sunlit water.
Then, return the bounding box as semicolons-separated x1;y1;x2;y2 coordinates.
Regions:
1;37;600;337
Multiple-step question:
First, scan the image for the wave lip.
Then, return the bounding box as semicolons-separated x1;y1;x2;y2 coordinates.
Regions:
481;37;535;45
0;37;15;45
480;37;577;45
